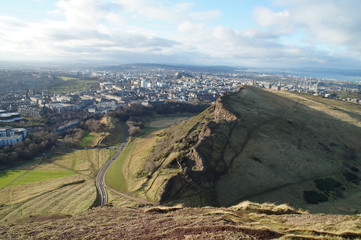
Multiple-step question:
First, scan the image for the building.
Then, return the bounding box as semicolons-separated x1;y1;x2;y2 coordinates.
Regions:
100;82;115;90
0;112;23;123
0;127;27;146
18;106;44;119
46;103;76;113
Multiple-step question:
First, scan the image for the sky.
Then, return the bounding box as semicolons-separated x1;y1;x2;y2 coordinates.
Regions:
0;0;361;69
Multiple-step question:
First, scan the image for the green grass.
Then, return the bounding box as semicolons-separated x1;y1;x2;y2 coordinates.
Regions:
0;170;25;188
0;170;76;188
13;170;76;186
80;132;98;147
105;115;195;200
58;76;78;81
105;141;135;193
50;79;99;93
0;148;114;222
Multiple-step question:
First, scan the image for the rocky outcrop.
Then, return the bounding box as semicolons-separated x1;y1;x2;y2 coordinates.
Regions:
213;96;238;123
149;87;361;213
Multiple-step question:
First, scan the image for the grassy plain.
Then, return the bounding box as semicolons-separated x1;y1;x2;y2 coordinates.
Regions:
0;148;114;223
0;171;25;189
49;76;99;93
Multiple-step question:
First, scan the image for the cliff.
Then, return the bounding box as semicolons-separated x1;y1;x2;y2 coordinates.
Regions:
138;86;361;213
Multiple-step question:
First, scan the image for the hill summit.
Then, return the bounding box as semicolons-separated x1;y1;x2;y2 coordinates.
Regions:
135;86;361;213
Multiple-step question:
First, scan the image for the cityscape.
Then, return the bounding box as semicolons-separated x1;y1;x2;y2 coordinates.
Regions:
1;0;361;238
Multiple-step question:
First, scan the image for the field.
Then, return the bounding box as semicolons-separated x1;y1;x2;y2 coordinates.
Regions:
49;76;99;93
0;148;114;223
105;115;192;203
80;131;102;147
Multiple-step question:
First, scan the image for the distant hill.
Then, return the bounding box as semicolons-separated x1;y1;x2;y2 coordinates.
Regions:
131;86;361;214
96;63;244;73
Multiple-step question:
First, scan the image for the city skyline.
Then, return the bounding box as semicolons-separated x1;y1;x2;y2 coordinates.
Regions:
1;0;361;70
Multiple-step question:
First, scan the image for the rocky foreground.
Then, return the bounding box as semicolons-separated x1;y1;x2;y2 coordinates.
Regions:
1;202;360;240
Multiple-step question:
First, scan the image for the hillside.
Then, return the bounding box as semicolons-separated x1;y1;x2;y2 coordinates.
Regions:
124;86;361;213
1;202;361;240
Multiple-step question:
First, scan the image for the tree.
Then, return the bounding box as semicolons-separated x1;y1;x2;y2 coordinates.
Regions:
128;126;140;136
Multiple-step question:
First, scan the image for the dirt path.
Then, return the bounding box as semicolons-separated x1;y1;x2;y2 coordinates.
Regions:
106;185;158;206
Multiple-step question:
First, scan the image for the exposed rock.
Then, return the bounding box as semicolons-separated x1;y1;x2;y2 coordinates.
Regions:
142;86;361;213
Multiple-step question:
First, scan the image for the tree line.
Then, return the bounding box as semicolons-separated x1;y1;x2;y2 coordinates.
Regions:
0;131;57;169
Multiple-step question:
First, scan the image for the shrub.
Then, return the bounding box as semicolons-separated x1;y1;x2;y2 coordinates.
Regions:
303;190;328;204
314;178;342;193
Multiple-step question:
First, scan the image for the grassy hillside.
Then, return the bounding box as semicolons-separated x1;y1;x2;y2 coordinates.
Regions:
1;202;360;240
120;86;361;213
0;148;114;223
105;115;193;203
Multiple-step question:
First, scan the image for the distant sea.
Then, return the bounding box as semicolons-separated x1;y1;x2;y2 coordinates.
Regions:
249;68;361;82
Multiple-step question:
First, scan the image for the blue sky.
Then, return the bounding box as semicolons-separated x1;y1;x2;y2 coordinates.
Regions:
0;0;361;69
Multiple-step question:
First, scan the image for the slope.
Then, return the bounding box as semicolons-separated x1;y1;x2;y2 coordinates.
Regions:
130;86;361;213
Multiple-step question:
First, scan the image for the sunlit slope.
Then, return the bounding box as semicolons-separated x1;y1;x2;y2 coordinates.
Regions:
137;86;361;213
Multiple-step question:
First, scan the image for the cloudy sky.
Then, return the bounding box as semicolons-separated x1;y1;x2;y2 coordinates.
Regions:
0;0;361;69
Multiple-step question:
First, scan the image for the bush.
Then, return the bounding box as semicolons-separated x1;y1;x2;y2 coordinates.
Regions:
303;190;328;204
314;178;342;193
343;172;360;184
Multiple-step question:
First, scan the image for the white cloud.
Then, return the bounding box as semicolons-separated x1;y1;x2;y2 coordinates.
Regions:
254;7;289;27
115;0;221;23
268;0;361;54
0;0;361;68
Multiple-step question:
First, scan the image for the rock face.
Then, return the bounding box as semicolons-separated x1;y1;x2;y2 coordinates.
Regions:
145;87;361;213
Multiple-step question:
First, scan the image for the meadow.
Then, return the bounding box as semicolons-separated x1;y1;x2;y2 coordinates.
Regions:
49;76;99;93
0;148;114;223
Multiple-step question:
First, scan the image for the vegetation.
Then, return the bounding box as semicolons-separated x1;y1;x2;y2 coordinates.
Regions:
105;141;133;193
314;178;343;193
49;76;99;93
303;191;328;204
80;132;99;147
11;170;76;186
1;202;360;239
113;86;361;213
0;170;25;188
0;148;114;222
0;131;57;169
109;101;209;122
105;115;191;202
100;117;125;146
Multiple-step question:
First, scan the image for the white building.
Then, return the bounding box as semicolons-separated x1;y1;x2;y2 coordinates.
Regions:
0;112;23;123
0;127;27;146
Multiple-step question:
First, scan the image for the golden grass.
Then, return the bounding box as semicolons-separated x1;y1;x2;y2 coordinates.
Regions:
266;89;361;127
0;148;114;222
231;201;307;215
0;180;96;223
2;203;360;240
148;116;191;128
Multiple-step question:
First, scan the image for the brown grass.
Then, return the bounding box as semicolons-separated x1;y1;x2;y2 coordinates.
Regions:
1;202;360;240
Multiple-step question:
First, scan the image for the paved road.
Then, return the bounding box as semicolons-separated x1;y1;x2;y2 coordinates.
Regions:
95;140;127;206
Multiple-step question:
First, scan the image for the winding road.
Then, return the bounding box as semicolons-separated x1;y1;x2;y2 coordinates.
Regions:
95;140;127;206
